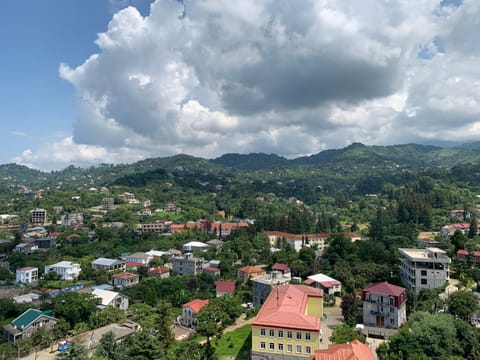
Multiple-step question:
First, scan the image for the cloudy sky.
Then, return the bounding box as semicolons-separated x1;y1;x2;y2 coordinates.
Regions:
1;0;478;170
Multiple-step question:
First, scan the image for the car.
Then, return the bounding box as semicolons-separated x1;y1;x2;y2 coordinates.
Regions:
57;341;72;351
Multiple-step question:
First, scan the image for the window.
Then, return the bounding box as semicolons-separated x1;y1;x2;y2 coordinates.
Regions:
260;328;266;336
278;330;283;338
296;332;302;340
305;346;311;354
278;343;283;351
287;344;292;353
421;270;427;276
390;307;395;313
389;297;394;305
305;332;311;341
296;345;302;353
260;342;266;350
269;343;275;351
287;331;292;339
269;329;275;337
390;318;395;325
421;278;427;285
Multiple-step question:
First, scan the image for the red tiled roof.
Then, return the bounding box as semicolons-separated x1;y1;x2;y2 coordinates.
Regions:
148;267;169;274
204;266;220;273
17;266;37;271
238;266;264;275
272;263;290;272
253;284;323;331
215;280;236;293
266;231;330;240
362;282;405;297
112;272;139;280
183;299;209;313
126;261;145;267
314;339;375;360
304;279;315;285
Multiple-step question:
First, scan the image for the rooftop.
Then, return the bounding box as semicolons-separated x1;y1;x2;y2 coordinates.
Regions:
48;261;80;268
363;281;406;297
112;272;139;280
314;339;375;360
92;289;121;306
307;273;342;287
183;299;209;313
238;265;265;274
12;309;55;330
399;247;450;262
92;258;124;266
215;280;236;293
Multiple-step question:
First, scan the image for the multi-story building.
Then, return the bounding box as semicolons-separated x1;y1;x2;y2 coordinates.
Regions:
15;267;38;285
102;198;115;211
399;247;451;294
61;212;83;226
181;299;209;328
237;265;266;284
29;209;47;225
91;258;126;272
361;282;407;330
252;271;291;307
3;309;58;344
251;284;324;360
125;252;152;265
313;340;375;360
172;253;206;276
44;261;81;280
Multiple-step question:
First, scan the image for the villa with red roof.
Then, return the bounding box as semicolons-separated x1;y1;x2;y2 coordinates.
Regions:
238;265;266;283
313;339;375;360
305;273;342;297
362;282;407;331
251;284;324;360
272;263;291;276
215;280;236;297
181;299;209;328
457;249;480;265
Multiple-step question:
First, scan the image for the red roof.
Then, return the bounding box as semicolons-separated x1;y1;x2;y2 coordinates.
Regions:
215;280;236;293
126;261;145;267
238;266;265;275
363;282;405;297
17;266;37;271
266;231;329;240
314;339;375;360
183;299;209;313
272;263;290;272
253;285;323;331
148;267;169;274
204;266;220;273
304;279;315;285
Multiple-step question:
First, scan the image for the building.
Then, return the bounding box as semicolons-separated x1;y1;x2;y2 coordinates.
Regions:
29;209;47;225
3;309;58;344
92;289;129;311
237;265;266;284
15;267;38;285
361;282;407;331
112;272;140;288
313;339;375;360
183;241;209;252
61;212;84;226
34;236;56;249
14;242;38;254
124;252;152;265
272;263;291;277
399;247;451;294
215;280;236;297
147;267;170;278
251;284;324;360
45;261;81;280
102;198;115;211
181;299;209;328
457;249;480;265
139;222;172;233
266;231;330;252
204;266;221;277
172;253;206;276
252;271;291;307
305;273;342;297
91;258;126;272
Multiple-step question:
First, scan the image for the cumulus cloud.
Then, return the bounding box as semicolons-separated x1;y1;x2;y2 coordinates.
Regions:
14;0;480;169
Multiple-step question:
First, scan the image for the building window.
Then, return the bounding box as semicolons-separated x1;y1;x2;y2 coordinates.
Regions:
269;343;275;350
305;346;311;354
305;332;311;341
421;270;427;276
260;342;266;350
389;297;394;305
278;330;283;338
269;329;275;337
287;344;292;353
421;278;427;285
296;345;302;353
260;328;266;336
278;343;283;351
287;331;292;339
390;307;395;313
296;332;302;340
390;318;394;325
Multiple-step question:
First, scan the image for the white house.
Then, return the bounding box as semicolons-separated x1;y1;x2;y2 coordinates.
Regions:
15;267;39;285
124;252;152;265
92;289;129;311
182;241;209;253
44;261;81;280
305;273;342;296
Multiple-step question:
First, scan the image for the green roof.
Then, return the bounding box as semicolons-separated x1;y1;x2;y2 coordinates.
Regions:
12;309;54;330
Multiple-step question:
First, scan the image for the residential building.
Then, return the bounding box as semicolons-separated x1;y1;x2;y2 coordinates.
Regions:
210;221;250;237
362;282;407;330
29;209;47;225
399;247;451;294
44;261;81;280
172;253;206;276
124;252;152;265
3;309;58;344
251;284;324;360
238;265;266;284
252;271;291;307
92;289;129;311
180;299;209;328
266;231;330;252
215;280;236;297
183;241;209;252
147;267;170;278
139;222;172;233
305;273;342;297
272;263;291;277
12;293;42;305
91;258;126;272
204;266;221;277
206;239;224;249
15;267;38;285
34;237;56;249
14;242;38;254
457;249;480;265
61;212;84;226
313;340;375;360
112;272;140;288
102;198;115;211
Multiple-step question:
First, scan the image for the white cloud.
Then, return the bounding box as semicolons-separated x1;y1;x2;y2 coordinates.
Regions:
13;0;480;169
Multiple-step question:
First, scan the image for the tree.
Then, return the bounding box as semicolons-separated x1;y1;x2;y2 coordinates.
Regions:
448;290;479;320
468;215;478;239
124;332;167;360
91;306;126;328
31;327;54;349
340;294;361;326
155;301;174;348
53;318;71;340
330;324;364;344
95;331;126;360
56;341;88;360
50;292;99;326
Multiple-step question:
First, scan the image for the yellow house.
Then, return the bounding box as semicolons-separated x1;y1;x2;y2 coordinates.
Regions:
251;284;324;360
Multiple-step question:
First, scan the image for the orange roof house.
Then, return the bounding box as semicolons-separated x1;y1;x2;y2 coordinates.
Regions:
313;339;375;360
182;299;209;313
181;299;209;328
237;265;266;283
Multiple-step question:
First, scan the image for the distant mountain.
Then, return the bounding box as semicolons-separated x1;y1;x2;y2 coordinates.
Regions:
211;153;289;170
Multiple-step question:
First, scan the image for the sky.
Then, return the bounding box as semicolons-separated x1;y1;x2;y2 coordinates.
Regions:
1;0;478;170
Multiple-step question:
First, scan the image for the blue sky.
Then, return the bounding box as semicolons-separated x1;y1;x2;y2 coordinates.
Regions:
0;0;478;170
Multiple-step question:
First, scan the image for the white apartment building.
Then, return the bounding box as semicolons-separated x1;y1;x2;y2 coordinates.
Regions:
399;247;451;294
45;261;81;280
61;212;84;226
15;267;39;285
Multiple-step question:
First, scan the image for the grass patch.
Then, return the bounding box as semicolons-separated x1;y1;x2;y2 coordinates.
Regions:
214;324;251;360
40;280;94;289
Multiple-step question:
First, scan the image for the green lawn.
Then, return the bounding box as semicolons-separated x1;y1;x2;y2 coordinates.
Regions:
214;325;251;360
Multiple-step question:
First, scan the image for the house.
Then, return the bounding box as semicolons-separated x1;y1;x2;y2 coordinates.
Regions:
34;236;56;249
183;241;209;253
204;266;221;277
251;284;324;360
3;309;58;344
92;288;129;311
362;282;407;331
266;231;330;252
215;280;236;297
91;258;126;272
238;266;266;284
12;293;42;305
313;339;375;360
125;252;152;265
145;249;167;260
172;253;206;276
147;267;170;278
449;209;470;220
180;299;209;328
139;222;172;233
61;212;84;227
15;267;38;285
14;242;38;254
45;261;81;280
29;209;47;225
252;271;291;307
399;247;451;294
206;239;224;249
457;249;480;265
112;272;140;288
272;263;291;277
210;221;250;237
305;273;342;297
102;198;115;211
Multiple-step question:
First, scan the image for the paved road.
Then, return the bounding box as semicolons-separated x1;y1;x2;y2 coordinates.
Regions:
318;297;343;349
